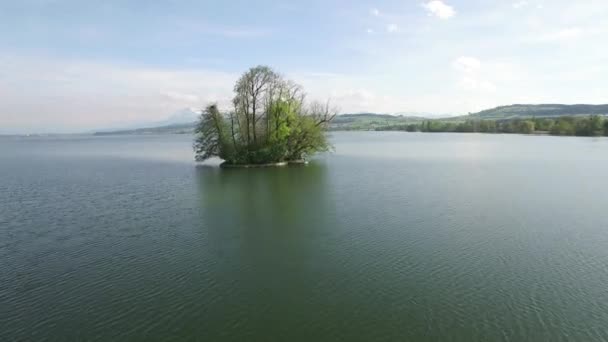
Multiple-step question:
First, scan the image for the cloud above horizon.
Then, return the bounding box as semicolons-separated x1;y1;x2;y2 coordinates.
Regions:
422;1;456;19
512;1;529;10
1;0;608;133
386;24;399;33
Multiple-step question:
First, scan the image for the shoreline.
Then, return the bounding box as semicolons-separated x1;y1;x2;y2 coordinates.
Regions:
219;160;309;169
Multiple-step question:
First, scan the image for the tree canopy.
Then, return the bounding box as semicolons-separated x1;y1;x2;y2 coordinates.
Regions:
194;65;337;165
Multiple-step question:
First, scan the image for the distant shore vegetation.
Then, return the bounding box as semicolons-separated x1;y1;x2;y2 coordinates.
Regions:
194;66;336;165
377;115;608;137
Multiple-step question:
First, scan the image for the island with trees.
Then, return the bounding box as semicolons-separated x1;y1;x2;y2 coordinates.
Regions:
193;66;337;167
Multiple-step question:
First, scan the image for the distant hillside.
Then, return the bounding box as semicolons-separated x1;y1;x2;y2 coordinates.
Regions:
93;123;195;135
330;113;426;130
92;108;199;135
91;104;608;135
469;104;608;120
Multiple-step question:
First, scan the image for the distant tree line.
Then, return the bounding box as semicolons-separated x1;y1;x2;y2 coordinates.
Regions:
378;115;608;137
474;104;608;117
194;66;337;165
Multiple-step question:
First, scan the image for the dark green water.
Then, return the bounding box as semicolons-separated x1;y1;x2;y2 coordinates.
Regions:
2;132;608;341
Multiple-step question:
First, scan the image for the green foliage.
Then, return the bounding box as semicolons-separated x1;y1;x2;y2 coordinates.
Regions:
268;99;297;149
193;104;233;162
385;115;608;137
534;118;554;132
518;120;535;134
550;119;576;136
405;124;419;132
586;115;604;136
287;115;331;161
478;120;497;133
193;66;335;164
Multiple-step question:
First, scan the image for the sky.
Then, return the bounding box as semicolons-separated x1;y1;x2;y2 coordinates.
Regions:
1;0;607;133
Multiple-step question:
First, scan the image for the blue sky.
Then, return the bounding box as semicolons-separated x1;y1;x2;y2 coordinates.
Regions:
1;0;607;133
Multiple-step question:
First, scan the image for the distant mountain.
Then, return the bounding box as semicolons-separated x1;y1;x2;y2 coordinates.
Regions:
469;104;608;120
155;108;199;126
93;108;200;135
93;123;195;136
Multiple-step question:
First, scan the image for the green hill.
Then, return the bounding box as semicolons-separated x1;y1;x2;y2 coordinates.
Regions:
329;113;426;130
332;105;608;130
469;104;608;120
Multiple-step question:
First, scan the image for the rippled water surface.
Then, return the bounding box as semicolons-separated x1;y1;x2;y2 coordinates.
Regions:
2;132;608;341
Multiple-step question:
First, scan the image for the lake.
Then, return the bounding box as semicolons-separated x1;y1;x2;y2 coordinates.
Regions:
2;132;608;341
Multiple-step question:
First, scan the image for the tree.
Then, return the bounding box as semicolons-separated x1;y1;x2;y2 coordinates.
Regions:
534;118;554;132
232;66;279;145
405;124;418;132
285;101;336;161
479;120;497;133
550;119;576;136
194;104;238;162
588;115;604;136
517;120;535;134
193;66;337;165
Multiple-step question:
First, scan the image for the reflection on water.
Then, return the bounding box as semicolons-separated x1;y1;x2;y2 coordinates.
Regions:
194;163;334;272
190;164;344;340
196;163;330;228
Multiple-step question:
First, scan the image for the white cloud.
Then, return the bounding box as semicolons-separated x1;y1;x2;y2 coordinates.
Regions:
533;27;584;42
386;24;399;33
452;56;499;93
452;56;481;73
458;77;497;92
323;88;418;114
512;1;529;9
370;8;380;16
423;1;456;19
331;89;378;108
366;28;374;34
162;91;199;102
526;25;608;44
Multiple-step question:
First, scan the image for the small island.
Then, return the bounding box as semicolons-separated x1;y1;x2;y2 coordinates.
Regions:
194;65;336;167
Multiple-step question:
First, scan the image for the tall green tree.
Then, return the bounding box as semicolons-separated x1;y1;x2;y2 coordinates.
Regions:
193;104;234;162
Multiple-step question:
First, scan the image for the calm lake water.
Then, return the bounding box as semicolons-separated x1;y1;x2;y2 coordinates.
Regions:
2;132;608;341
